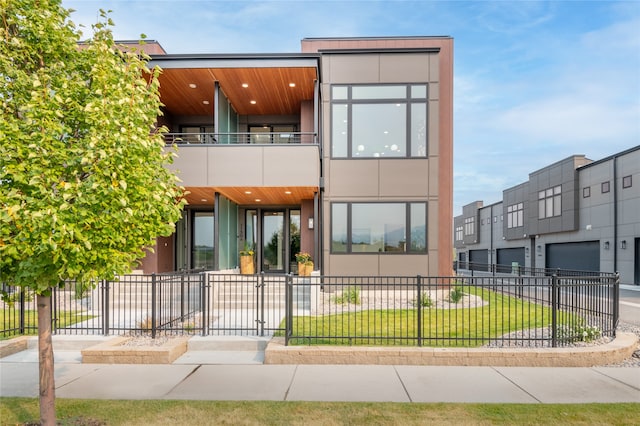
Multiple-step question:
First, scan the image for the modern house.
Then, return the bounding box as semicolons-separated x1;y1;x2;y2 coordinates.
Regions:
137;36;454;277
454;146;640;285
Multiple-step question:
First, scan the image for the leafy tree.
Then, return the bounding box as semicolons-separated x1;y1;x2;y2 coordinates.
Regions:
0;1;185;423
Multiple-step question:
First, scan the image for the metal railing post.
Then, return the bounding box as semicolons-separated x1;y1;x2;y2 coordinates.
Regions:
180;273;185;321
52;285;59;335
285;274;293;346
613;272;620;335
19;288;25;335
417;275;422;347
102;280;109;335
151;273;157;339
551;273;558;348
200;272;208;336
259;273;265;336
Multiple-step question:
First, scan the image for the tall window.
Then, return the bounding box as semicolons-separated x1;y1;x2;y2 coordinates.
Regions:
455;225;463;242
538;185;561;219
507;203;524;228
331;202;427;253
464;217;475;236
331;84;427;158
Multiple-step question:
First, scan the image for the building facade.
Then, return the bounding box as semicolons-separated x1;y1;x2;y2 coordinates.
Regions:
138;36;454;277
454;146;640;285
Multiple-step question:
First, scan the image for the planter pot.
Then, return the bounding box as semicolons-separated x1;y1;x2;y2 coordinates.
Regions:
298;261;313;276
240;255;254;274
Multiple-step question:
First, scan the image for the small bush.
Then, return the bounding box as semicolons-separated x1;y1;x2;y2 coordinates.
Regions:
448;286;464;304
138;317;154;332
332;286;361;305
558;323;601;343
415;293;433;307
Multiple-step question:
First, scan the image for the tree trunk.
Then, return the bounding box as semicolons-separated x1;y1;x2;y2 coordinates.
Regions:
37;292;56;425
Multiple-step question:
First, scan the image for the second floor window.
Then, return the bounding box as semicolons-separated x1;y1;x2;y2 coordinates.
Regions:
331;84;428;158
455;226;463;241
538;185;561;219
507;203;524;228
464;217;475;236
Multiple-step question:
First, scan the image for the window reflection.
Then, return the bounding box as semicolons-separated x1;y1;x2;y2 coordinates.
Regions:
352;104;405;158
352;204;405;252
331;202;427;253
331;84;427;158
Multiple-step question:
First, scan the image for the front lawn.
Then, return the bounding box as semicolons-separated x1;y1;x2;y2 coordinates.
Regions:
0;310;95;340
284;286;570;347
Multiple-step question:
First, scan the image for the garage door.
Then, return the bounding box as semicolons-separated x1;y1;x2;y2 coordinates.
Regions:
469;249;489;271
546;241;599;272
497;248;525;273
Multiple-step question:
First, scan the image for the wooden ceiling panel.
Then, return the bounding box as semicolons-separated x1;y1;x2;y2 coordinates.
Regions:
157;67;316;118
158;69;216;117
184;186;317;207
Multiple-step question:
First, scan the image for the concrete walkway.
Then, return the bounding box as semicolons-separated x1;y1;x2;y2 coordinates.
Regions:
1;337;639;403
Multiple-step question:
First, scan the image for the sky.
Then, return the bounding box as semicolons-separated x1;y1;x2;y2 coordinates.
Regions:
62;0;640;214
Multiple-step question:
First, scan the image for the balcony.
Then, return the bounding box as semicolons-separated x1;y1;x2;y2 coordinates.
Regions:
164;132;317;145
164;132;320;205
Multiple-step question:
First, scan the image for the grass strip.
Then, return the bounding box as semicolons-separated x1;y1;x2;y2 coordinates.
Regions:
2;398;639;425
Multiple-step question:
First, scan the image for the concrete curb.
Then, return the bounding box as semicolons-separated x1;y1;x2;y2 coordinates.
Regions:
264;332;639;367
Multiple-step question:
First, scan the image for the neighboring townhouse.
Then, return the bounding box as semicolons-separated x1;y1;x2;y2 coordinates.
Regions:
454;146;640;285
137;36;454;277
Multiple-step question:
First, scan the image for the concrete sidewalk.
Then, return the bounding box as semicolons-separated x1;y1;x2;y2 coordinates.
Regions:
1;340;639;403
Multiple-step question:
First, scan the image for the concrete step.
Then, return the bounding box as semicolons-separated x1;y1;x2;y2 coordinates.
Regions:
187;335;270;352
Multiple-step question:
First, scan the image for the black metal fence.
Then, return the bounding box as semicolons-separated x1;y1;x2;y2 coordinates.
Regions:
1;270;619;348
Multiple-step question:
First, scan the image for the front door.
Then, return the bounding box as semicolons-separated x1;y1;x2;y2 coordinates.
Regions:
245;209;300;273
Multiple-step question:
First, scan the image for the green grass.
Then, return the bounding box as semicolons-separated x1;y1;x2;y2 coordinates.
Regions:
1;398;639;425
284;286;572;347
1;310;94;340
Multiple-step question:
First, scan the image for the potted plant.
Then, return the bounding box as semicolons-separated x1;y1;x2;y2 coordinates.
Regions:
295;252;312;276
239;243;255;275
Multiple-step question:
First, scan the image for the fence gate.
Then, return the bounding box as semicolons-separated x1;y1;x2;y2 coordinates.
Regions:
207;273;288;336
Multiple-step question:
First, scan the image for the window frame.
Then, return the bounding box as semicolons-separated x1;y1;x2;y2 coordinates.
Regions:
455;225;463;242
464;216;475;236
583;186;591;198
330;201;428;254
622;175;632;189
507;202;524;229
601;181;610;193
330;83;428;159
538;185;562;219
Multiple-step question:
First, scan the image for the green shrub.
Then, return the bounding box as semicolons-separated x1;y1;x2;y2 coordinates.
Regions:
416;293;433;307
557;323;601;343
332;286;361;305
448;286;464;304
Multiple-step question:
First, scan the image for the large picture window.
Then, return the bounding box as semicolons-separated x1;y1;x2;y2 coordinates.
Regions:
331;202;427;253
538;185;561;219
331;84;428;158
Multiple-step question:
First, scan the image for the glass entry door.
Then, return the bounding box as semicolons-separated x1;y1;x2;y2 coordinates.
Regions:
192;211;214;269
262;211;285;272
245;208;301;273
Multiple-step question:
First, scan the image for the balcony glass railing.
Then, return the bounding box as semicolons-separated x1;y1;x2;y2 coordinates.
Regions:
164;132;317;145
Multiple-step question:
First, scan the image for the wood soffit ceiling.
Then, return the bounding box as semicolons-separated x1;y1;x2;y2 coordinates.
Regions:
157;67;317;117
184;186;317;207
